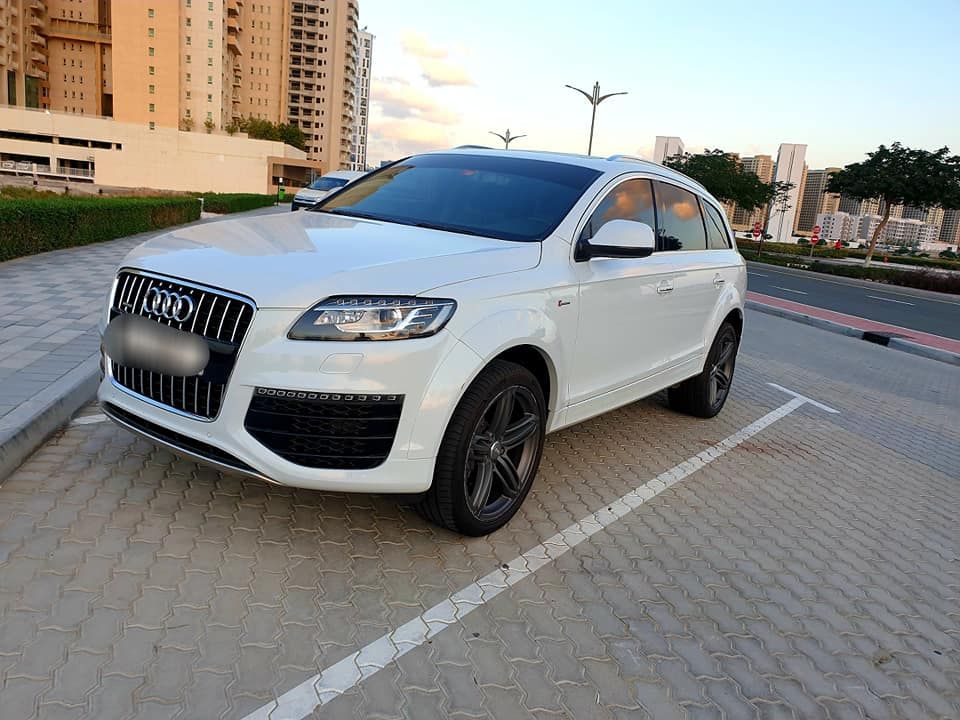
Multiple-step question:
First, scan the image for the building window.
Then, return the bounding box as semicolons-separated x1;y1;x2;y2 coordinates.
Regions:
148;8;155;17
186;54;191;63
186;17;191;26
207;19;213;29
206;111;212;120
148;27;155;38
149;47;155;56
208;1;213;10
149;103;155;112
207;93;212;102
207;75;213;85
149;121;156;129
186;108;191;116
149;66;156;75
186;90;192;100
186;72;192;81
186;0;191;6
207;57;213;66
149;84;155;94
207;38;213;48
186;36;191;45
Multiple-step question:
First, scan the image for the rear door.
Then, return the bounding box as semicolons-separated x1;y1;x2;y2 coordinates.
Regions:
651;180;715;364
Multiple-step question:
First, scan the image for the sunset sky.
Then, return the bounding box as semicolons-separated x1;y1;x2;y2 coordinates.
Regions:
360;0;960;169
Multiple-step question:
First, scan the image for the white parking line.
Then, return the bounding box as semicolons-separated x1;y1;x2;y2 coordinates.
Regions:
867;295;915;306
240;384;837;720
71;413;108;425
772;285;808;295
747;272;768;277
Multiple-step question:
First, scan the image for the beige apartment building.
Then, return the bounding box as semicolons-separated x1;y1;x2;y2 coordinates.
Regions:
730;154;774;231
2;0;364;183
795;167;840;234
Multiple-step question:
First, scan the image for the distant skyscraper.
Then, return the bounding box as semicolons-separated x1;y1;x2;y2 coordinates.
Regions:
940;208;960;248
796;168;841;233
731;155;775;231
349;28;373;171
653;136;684;164
770;143;807;243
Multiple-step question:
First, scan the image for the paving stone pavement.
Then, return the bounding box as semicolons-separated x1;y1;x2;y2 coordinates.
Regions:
0;205;286;422
0;311;957;719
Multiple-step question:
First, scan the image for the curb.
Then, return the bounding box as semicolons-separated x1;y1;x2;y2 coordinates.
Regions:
746;300;960;367
0;355;100;482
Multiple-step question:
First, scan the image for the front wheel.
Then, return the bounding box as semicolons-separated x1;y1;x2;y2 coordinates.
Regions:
668;322;739;418
416;360;546;536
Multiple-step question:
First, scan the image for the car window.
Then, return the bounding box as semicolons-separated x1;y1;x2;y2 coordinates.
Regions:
308;177;349;191
653;181;707;251
579;178;656;242
702;200;731;249
313;153;602;242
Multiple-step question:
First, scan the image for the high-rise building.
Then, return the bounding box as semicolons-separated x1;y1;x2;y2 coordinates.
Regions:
348;27;371;171
796;167;841;233
838;194;903;219
901;205;944;234
652;136;684;164
731;154;774;231
1;0;54;110
769;143;806;243
2;0;361;170
940;208;960;248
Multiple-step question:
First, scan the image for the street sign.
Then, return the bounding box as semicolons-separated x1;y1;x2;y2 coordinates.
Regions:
813;225;821;234
753;222;761;239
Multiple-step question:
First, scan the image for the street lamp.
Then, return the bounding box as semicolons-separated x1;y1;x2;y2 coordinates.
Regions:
489;129;526;149
564;81;627;155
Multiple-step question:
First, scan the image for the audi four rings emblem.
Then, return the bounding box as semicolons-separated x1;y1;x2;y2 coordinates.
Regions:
142;287;195;322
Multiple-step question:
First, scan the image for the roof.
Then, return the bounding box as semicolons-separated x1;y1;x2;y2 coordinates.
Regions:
436;146;709;196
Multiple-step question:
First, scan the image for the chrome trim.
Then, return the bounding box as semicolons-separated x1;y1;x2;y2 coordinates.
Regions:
102;403;277;485
107;268;258;421
113;267;258;311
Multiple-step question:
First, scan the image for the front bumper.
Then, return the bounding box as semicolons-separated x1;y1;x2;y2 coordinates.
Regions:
98;308;482;493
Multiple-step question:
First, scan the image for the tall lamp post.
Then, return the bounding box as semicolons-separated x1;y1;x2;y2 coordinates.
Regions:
564;81;627;155
489;129;526;149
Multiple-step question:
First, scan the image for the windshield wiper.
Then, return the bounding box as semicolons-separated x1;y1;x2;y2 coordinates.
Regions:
313;208;386;222
412;221;486;238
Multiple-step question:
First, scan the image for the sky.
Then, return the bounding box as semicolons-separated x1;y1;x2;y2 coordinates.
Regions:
358;0;960;169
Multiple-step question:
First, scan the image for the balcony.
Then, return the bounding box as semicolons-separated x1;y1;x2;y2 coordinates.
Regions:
227;30;242;54
232;75;241;87
31;50;46;64
30;0;44;10
29;32;45;47
28;13;45;29
227;0;240;16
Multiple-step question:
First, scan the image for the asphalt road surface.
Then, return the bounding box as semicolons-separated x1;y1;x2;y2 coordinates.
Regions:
746;262;960;340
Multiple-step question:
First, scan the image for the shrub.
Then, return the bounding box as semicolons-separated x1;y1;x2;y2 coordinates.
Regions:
200;192;276;214
0;196;200;262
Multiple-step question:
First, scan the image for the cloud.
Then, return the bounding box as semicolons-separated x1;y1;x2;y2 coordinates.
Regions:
419;58;474;87
368;117;452;157
400;31;447;59
372;79;461;125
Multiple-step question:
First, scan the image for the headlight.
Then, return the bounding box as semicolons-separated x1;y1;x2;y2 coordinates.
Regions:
288;296;457;341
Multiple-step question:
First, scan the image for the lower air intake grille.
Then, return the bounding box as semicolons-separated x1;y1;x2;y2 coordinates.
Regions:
244;388;404;470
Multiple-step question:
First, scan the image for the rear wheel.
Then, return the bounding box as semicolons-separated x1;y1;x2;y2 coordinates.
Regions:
416;360;545;536
668;322;739;418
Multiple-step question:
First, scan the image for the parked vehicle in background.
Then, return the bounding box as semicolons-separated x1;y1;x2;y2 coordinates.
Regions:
99;149;746;535
291;170;365;210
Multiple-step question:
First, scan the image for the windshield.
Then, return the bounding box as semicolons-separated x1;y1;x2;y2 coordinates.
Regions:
307;177;350;191
311;153;602;242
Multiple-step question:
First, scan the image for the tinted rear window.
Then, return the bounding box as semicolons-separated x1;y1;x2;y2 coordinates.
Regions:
312;153;602;242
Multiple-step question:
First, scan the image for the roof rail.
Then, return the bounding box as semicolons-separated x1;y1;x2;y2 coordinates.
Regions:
453;145;494;150
605;154;648;164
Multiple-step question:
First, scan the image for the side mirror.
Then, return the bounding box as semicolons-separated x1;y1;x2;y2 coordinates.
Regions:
576;219;655;261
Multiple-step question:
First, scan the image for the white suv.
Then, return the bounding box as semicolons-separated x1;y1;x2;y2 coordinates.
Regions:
99;149;746;535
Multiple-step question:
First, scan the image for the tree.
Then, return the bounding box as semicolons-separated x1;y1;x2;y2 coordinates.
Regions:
827;143;960;265
225;121;240;136
203;118;215;133
665;149;776;210
243;116;306;151
179;116;194;132
759;180;795;257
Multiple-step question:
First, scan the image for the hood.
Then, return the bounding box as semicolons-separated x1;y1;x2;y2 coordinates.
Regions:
121;211;541;308
294;188;329;202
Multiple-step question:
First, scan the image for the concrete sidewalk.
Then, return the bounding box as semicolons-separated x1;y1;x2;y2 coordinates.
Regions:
0;204;286;479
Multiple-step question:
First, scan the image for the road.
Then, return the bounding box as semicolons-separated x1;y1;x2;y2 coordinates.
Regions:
746;261;960;340
0;310;957;720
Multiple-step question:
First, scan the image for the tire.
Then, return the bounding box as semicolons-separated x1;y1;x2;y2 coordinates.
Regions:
416;360;546;536
668;322;740;419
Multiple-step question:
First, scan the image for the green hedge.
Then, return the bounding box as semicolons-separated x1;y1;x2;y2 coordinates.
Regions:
748;253;960;294
200;193;278;214
0;197;200;263
737;238;960;269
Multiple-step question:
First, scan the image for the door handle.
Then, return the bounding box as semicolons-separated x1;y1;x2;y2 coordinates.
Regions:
656;280;674;295
713;274;726;289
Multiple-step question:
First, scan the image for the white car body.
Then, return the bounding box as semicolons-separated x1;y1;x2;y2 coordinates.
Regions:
98;149;746;495
291;170;365;210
